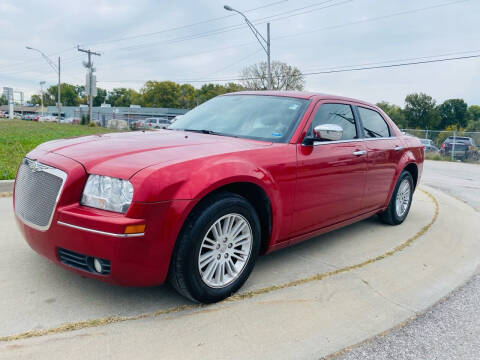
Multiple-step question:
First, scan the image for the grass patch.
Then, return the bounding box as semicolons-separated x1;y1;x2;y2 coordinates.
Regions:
0;120;119;180
424;152;479;164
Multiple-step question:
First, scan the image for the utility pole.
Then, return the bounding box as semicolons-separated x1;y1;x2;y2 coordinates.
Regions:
77;46;101;124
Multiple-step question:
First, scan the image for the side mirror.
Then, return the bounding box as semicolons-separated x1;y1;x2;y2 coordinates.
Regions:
313;124;343;141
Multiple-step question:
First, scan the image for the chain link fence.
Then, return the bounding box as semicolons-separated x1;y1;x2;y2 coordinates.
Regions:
402;129;480;162
72;109;178;130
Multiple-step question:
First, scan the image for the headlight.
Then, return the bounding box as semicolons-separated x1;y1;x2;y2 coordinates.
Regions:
81;175;134;213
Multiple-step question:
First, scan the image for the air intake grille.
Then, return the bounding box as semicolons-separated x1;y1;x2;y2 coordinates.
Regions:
58;248;111;275
14;158;66;230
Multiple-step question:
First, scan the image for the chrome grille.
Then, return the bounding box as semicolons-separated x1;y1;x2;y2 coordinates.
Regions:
14;158;67;230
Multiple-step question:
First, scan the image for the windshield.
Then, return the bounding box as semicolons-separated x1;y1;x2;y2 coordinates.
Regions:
169;95;309;142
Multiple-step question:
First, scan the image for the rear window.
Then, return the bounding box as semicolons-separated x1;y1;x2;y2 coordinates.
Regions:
445;137;473;144
357;107;390;138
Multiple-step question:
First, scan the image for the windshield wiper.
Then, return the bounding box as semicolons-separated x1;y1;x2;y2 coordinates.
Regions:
182;129;237;138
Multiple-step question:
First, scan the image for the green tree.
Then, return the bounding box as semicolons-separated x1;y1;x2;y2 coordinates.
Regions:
404;93;440;129
240;61;304;90
141;81;181;108
93;88;107;107
195;83;227;104
179;84;196;109
376;101;406;128
105;88;141;107
465;120;480;132
30;94;42;106
437;99;468;129
224;82;245;93
467;105;480;122
0;95;7;105
47;83;81;106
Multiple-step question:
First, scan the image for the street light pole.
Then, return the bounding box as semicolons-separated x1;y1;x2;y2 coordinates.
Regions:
224;5;272;90
39;81;45;116
58;57;61;122
26;46;62;122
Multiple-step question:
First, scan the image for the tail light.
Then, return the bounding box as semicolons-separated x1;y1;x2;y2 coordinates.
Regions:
441;143;445;149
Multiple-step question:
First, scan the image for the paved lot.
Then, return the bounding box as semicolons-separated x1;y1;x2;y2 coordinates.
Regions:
333;160;480;360
0;193;434;337
0;161;479;359
421;160;480;211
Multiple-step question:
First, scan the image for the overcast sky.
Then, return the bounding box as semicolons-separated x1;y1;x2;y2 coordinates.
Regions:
1;0;479;106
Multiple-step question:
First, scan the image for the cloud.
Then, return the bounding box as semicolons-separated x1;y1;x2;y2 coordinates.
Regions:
1;0;479;106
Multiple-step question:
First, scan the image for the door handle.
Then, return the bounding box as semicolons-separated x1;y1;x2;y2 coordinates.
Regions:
353;150;366;156
394;146;403;151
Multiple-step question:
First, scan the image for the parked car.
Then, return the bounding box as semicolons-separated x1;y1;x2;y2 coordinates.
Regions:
145;117;171;129
60;117;80;124
107;118;129;130
132;119;146;129
38;115;58;123
419;138;439;153
440;136;478;160
13;91;424;303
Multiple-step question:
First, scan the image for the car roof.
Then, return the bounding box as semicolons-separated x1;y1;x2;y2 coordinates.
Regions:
224;90;376;107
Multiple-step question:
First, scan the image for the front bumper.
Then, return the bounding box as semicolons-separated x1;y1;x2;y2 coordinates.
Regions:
14;150;195;287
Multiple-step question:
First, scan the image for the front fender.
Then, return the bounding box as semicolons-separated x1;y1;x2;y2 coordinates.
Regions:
131;156;279;202
130;144;298;248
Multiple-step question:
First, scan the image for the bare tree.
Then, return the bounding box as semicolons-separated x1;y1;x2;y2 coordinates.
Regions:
240;61;305;91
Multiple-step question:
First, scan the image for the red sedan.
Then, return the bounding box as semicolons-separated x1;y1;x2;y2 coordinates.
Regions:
14;91;423;303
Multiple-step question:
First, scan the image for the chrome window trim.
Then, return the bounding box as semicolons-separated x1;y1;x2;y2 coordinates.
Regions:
15;158;67;231
57;221;145;238
308;136;398;146
363;136;398;141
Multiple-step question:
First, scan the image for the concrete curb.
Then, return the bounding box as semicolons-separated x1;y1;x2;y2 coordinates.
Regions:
0;180;13;194
0;186;479;360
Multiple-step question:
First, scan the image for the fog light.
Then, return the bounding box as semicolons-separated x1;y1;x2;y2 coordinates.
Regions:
93;258;103;273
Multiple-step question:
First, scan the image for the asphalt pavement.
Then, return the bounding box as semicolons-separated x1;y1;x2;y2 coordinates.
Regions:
0;160;479;359
332;160;480;360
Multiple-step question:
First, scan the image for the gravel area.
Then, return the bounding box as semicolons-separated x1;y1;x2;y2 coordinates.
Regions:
332;272;480;360
330;160;480;360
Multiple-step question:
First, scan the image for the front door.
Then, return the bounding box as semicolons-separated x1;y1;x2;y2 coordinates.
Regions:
291;102;367;237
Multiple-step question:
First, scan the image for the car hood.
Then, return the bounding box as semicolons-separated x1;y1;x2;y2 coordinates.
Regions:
34;130;271;179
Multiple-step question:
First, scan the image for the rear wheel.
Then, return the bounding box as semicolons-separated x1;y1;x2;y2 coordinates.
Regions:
169;192;261;303
378;171;414;225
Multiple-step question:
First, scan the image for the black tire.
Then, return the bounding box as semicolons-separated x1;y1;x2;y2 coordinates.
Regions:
169;192;261;303
378;171;414;225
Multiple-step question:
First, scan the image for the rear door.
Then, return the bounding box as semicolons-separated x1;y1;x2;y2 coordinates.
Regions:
292;101;367;237
356;106;404;212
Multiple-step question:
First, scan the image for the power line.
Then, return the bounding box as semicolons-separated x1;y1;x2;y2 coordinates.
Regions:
89;0;466;62
274;0;470;42
98;52;480;84
96;0;352;55
85;0;289;47
3;0;471;81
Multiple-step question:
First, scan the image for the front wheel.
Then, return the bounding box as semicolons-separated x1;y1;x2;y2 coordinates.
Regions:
378;171;414;225
169;192;261;303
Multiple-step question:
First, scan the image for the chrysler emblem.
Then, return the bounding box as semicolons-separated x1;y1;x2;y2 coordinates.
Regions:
25;159;44;172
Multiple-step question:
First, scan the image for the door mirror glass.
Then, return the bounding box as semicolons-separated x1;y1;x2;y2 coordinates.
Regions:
313;124;343;141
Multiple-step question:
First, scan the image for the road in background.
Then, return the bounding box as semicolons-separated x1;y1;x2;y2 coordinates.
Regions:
333;160;480;360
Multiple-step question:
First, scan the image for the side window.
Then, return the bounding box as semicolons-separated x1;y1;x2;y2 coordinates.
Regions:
357;107;390;138
310;103;357;140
